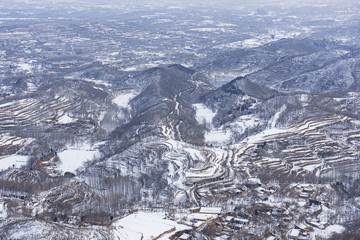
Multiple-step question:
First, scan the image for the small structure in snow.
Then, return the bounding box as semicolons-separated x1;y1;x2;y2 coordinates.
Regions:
179;233;191;240
289;229;300;239
190;207;200;213
233;217;249;225
299;192;310;198
225;216;234;222
296;223;309;231
306;219;325;229
298;233;308;240
248;177;261;184
199;206;222;214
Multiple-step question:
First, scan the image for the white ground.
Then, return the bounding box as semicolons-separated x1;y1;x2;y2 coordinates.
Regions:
187;213;218;221
189;27;228;32
58;148;100;173
310;224;345;239
205;129;232;143
0;201;7;219
230;115;259;135
192;103;216;125
0;155;28;171
270;105;286;128
17;63;32;72
63;76;111;87
112;211;191;240
112;91;138;109
57;114;76;124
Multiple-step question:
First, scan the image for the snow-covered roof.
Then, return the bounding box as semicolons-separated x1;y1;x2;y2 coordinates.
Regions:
233;217;249;223
199;206;222;214
289;229;300;238
179;233;191;240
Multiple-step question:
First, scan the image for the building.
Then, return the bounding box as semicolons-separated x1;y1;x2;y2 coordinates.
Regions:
199;207;222;214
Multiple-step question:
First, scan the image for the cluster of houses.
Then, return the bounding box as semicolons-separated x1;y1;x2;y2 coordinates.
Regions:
176;206;251;239
288;223;311;240
173;203;335;240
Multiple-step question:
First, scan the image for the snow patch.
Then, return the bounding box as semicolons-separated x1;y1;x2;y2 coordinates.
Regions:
81;78;111;87
112;91;138;109
310;224;345;239
242;128;286;147
26;82;37;92
205;129;232;143
215;37;269;49
64;77;111;87
17;63;32;72
241;38;264;48
0;201;6;219
113;212;191;240
190;27;228;32
271;105;286;128
303;163;322;172
0;155;28;171
109;52;119;56
300;94;309;106
230;115;259;135
58;114;76;124
193;103;216;125
58;148;100;173
325;224;345;234
121;66;137;71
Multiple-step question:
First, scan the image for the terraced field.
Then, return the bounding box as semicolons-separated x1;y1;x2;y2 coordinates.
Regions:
1;71;360;239
182;113;360;207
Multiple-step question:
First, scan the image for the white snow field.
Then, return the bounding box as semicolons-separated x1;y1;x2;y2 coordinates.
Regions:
112;211;191;240
112;91;138;109
0;155;29;171
58;143;100;173
192;103;216;125
57;114;76;124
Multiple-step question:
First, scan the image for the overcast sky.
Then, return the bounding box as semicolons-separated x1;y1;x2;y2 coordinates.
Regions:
6;0;358;5
1;0;358;13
